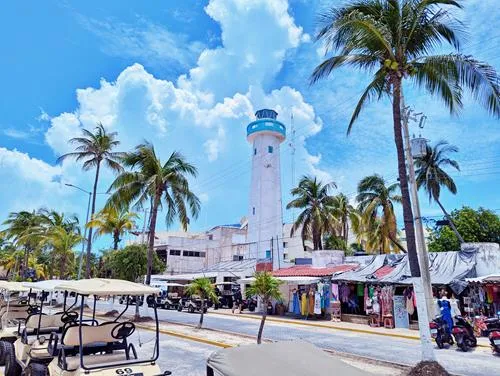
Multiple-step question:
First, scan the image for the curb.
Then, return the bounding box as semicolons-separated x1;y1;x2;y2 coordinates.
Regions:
209;311;491;349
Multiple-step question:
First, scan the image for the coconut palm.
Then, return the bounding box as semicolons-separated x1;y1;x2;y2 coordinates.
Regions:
185;278;218;329
356;174;405;253
87;206;138;250
286;175;337;250
57;123;123;278
106;142;200;285
329;193;358;245
1;211;43;277
415;140;464;243
37;209;80;234
43;226;83;278
311;0;499;283
246;272;283;344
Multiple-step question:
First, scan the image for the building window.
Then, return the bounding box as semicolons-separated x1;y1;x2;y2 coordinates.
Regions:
169;249;181;256
254;148;257;155
252;207;255;215
208;234;213;240
283;253;288;260
182;250;205;257
268;146;273;153
233;255;244;261
283;242;288;248
265;250;271;259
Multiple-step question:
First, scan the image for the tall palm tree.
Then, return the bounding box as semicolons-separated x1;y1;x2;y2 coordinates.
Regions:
185;278;218;329
356;174;405;253
246;272;283;344
311;0;499;282
415;140;464;243
1;211;43;277
43;226;83;278
37;209;80;234
87;206;138;250
329;193;358;245
57;123;123;278
286;175;337;250
106;142;200;285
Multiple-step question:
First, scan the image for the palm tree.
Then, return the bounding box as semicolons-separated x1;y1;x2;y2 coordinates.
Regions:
415;140;464;243
57;123;123;278
311;0;499;284
37;209;80;233
329;193;358;245
246;272;283;344
106;142;200;285
286;175;337;250
87;206;138;250
185;278;218;329
356;175;405;253
43;226;83;278
1;211;43;277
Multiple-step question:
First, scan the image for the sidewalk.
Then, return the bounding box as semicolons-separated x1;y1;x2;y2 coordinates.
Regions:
210;309;491;348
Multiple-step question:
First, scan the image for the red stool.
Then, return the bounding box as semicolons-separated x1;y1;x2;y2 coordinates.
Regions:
383;314;394;329
369;313;380;327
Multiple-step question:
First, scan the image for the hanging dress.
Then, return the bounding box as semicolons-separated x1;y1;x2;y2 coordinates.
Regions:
314;291;322;314
308;291;315;314
293;291;301;315
301;292;308;316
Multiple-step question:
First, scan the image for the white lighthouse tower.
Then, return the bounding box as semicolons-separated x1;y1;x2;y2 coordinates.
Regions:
246;109;286;270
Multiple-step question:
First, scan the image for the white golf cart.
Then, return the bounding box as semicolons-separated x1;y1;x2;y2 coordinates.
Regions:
151;283;185;310
37;278;170;376
0;281;31;371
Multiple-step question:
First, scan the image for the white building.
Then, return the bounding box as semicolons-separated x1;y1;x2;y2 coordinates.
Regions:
246;109;286;269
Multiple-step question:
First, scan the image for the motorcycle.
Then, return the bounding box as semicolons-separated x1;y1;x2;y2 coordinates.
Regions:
452;316;477;351
485;317;500;354
429;316;454;349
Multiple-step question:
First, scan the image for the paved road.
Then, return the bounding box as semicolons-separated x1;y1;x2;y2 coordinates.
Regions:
103;302;499;376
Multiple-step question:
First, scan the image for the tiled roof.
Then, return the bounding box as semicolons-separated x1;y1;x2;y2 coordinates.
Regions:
272;264;357;277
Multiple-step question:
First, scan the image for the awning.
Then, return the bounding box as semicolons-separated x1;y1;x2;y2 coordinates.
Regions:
207;340;372;376
466;274;500;284
332;255;401;282
272;264;357;278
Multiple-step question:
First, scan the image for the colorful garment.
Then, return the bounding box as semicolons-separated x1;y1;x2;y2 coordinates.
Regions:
293;291;301;315
314;292;322;314
301;292;308;316
308;291;315;314
331;284;339;302
357;283;364;297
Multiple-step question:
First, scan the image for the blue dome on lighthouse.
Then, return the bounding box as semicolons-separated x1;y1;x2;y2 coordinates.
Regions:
246;109;286;142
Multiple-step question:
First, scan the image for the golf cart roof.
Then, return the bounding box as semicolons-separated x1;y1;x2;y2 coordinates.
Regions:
0;280;30;292
215;282;238;285
55;278;160;296
207;341;373;376
23;279;68;292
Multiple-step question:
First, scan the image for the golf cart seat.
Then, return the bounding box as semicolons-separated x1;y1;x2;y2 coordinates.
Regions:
21;312;66;344
57;321;137;370
0;304;29;321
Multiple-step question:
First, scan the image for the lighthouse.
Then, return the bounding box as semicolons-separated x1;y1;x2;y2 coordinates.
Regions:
246;109;286;270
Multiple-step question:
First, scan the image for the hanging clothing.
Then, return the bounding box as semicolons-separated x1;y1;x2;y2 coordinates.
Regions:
308;291;315;314
331;284;339;302
340;284;350;303
322;283;330;309
406;295;415;315
301;292;308;316
486;286;494;304
357;283;364;297
314;292;322;314
368;285;375;298
292;291;301;315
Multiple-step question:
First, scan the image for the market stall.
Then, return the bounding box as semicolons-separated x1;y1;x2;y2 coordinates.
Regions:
464;274;500;336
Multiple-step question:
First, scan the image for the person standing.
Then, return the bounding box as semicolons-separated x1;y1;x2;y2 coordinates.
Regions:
232;288;243;314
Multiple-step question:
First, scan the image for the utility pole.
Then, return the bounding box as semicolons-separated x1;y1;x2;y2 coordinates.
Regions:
401;99;435;361
78;192;92;279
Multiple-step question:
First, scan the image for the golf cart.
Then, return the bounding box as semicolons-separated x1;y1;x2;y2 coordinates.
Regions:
0;281;30;370
213;282;236;309
206;340;375;376
177;295;208;314
152;283;185;310
37;278;170;376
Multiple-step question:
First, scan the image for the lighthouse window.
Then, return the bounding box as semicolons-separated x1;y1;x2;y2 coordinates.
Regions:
268;146;273;153
253;148;257;155
265;250;271;259
252;207;255;215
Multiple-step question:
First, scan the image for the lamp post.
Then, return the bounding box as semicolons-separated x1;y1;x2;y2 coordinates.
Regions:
65;183;91;279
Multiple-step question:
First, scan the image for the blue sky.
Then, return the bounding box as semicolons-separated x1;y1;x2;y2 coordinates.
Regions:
0;0;499;250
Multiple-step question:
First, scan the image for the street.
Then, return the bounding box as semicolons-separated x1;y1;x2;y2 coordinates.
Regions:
104;302;499;376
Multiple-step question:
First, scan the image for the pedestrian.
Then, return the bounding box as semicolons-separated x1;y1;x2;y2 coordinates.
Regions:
232;288;243;314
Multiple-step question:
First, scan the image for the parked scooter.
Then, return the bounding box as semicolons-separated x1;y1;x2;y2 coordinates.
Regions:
429;316;454;349
452;316;477;351
485;317;500;354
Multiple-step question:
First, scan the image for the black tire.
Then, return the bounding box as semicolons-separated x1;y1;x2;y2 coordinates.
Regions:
436;337;444;349
458;341;468;352
470;337;477;347
448;337;454;346
203;307;208;314
4;341;21;376
188;305;195;314
177;304;183;312
0;340;6;366
248;303;256;312
24;363;48;376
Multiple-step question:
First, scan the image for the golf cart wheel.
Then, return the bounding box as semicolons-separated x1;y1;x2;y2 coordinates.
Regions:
4;341;21;376
203;307;208;314
248;303;256;312
188;305;195;313
177;304;183;312
25;362;48;376
0;340;6;366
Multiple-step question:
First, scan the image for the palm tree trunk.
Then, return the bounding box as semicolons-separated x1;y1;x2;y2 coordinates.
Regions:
257;311;267;344
113;230;120;250
198;301;205;329
344;220;349;245
435;198;464;243
145;191;161;285
134;300;140;320
388;233;407;253
86;160;101;278
392;79;420;277
22;246;29;278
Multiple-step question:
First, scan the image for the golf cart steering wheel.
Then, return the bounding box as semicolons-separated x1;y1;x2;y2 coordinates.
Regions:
61;311;78;323
112;322;136;340
27;306;41;315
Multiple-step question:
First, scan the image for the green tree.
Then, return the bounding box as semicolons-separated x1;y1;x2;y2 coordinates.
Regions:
106;142;200;285
42;225;83;278
106;244;165;281
57;123;123;278
246;272;283;344
87;206;138;250
428;207;500;252
311;0;499;287
329;193;358;245
356;175;404;253
415;140;463;243
324;234;348;251
185;278;218;329
286;175;337;250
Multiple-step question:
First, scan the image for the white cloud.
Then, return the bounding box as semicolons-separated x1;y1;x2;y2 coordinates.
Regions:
2;128;31;140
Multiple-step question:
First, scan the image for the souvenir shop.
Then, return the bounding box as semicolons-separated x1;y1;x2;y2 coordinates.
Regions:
287;277;332;319
463;275;500;336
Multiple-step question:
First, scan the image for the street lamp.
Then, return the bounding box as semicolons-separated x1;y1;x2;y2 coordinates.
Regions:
65;183;91;279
